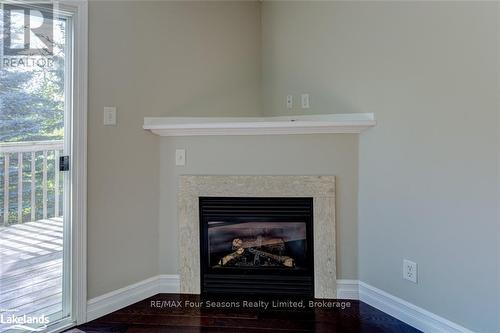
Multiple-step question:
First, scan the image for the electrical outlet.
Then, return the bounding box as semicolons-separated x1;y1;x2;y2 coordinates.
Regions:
301;93;310;109
403;259;417;283
103;107;117;125
286;95;293;109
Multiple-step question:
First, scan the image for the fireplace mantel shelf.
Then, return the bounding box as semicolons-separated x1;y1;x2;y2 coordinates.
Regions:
143;113;375;136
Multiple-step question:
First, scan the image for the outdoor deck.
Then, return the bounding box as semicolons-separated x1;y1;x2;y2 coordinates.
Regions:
0;218;63;332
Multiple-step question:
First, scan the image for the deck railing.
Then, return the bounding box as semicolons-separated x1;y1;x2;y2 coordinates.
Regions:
0;140;64;226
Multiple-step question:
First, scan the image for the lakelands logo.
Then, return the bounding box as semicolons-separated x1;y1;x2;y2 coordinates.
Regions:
0;311;50;332
2;3;54;56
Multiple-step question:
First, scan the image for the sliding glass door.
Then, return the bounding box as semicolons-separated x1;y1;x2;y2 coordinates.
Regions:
0;2;77;331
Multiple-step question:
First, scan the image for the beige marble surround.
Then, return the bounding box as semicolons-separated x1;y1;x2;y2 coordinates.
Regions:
178;175;336;298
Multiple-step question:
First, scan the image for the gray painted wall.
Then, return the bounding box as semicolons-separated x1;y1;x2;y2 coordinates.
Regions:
261;2;500;332
88;0;261;298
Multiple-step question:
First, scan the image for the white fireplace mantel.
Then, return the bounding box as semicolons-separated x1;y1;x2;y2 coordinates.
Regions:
143;113;375;136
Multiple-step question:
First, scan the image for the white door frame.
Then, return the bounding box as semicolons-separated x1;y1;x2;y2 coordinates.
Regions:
48;1;88;331
69;0;88;326
0;0;87;331
51;0;88;330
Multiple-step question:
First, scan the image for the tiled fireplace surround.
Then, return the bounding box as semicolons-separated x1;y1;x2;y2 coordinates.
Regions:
178;175;336;298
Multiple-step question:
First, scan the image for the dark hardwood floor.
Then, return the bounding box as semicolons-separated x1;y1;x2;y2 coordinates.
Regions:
67;294;421;333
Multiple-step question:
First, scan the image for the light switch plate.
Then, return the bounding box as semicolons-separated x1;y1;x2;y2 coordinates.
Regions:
175;149;186;166
104;107;117;125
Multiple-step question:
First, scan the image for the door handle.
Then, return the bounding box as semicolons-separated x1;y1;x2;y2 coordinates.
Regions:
59;155;70;171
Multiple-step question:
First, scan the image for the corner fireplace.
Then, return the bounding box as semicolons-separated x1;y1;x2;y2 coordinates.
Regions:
200;197;314;297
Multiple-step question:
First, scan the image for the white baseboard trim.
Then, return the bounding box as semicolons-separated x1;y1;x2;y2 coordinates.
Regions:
358;281;473;333
159;274;181;293
86;276;472;333
336;279;359;300
87;274;179;321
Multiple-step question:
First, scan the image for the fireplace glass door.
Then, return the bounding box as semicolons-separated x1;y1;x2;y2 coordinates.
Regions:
200;197;314;296
208;220;308;271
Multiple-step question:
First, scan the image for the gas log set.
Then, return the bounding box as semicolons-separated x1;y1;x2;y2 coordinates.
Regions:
217;236;295;268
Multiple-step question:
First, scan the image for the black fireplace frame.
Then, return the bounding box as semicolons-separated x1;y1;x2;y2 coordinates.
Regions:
199;197;314;297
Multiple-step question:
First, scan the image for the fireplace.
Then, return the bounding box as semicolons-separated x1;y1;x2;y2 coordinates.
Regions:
200;197;314;297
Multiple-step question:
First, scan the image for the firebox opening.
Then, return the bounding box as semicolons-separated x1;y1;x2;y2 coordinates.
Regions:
208;222;307;270
200;197;314;297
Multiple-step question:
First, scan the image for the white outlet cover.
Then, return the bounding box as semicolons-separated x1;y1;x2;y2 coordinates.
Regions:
403;259;417;283
286;95;293;109
175;149;186;166
301;94;310;109
104;107;117;125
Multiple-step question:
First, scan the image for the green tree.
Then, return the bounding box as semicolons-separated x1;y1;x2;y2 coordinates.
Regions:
0;11;66;142
0;58;65;142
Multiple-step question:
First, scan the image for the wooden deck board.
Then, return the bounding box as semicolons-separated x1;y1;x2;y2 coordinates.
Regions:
0;218;63;333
